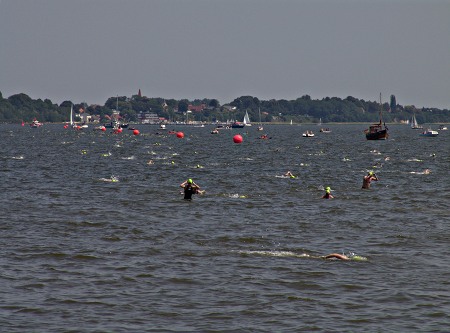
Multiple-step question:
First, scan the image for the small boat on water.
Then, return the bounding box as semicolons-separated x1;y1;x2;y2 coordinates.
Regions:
243;110;252;127
211;129;219;134
420;128;439;137
438;125;447;130
30;119;43;128
365;93;388;140
257;108;263;131
320;128;331;133
231;121;245;128
411;113;423;129
303;130;315;137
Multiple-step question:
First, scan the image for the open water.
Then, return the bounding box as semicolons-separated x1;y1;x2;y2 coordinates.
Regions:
1;123;449;332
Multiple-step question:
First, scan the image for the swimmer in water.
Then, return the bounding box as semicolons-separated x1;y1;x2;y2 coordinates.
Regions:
284;171;296;178
180;178;204;199
322;253;367;261
410;169;431;175
362;171;378;189
322;187;334;199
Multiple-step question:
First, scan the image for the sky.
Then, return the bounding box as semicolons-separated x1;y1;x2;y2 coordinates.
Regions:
1;0;449;109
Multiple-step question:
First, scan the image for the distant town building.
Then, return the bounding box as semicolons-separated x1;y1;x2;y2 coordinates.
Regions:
188;104;206;112
138;111;163;124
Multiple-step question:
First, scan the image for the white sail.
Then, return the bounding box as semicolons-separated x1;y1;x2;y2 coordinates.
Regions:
70;104;74;126
243;110;251;126
411;114;422;129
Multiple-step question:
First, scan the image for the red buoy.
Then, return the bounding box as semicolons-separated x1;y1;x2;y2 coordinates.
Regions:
176;131;184;138
101;126;106;132
233;134;243;143
133;129;140;136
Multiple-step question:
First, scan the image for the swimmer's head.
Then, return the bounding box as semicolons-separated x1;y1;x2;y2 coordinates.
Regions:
368;171;374;176
351;255;367;261
188;179;193;184
326;186;331;193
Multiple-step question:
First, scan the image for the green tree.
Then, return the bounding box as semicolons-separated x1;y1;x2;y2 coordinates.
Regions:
390;95;397;112
178;100;189;113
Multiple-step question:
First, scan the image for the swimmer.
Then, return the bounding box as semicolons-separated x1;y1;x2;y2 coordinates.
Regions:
322;186;334;199
410;169;431;175
362;171;378;189
180;178;204;200
322;253;367;261
284;171;296;179
100;175;119;182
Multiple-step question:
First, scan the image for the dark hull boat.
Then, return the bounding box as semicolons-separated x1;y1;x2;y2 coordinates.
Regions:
365;93;389;140
231;122;245;128
365;125;388;140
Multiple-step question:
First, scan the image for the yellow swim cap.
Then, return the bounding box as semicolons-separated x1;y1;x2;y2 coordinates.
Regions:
369;171;374;176
188;179;193;184
351;255;367;261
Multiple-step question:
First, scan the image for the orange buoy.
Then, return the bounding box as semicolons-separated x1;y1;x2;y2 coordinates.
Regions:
133;129;140;136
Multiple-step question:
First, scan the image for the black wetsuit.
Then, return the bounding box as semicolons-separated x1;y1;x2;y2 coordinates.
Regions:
184;184;197;200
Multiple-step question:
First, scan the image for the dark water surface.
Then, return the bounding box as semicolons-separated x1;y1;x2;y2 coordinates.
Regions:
1;124;449;332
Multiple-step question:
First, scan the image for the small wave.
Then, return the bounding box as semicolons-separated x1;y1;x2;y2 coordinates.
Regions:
229;193;247;199
72;254;101;260
235;250;313;259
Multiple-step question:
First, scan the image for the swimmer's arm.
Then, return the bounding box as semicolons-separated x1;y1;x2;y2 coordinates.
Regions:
324;253;349;260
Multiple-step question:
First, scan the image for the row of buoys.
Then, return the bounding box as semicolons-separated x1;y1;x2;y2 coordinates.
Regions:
63;126;243;142
175;131;243;144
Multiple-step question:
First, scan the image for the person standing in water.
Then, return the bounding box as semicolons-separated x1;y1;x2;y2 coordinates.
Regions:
362;171;378;189
322;187;334;199
180;178;202;200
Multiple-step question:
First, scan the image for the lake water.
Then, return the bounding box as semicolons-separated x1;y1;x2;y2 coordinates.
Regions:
1;123;449;332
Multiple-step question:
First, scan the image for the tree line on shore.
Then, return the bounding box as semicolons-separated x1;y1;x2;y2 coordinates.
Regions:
0;91;448;124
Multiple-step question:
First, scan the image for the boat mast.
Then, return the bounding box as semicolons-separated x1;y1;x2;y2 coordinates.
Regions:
379;93;383;125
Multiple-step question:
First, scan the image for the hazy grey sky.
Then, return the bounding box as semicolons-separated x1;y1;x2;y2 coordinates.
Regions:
1;0;449;108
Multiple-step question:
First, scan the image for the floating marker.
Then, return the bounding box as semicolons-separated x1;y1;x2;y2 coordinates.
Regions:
233;134;243;143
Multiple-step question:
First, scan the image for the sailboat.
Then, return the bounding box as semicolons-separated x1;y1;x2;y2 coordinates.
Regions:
70;104;74;127
243;110;252;127
411;113;423;129
365;93;389;140
257;108;263;131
